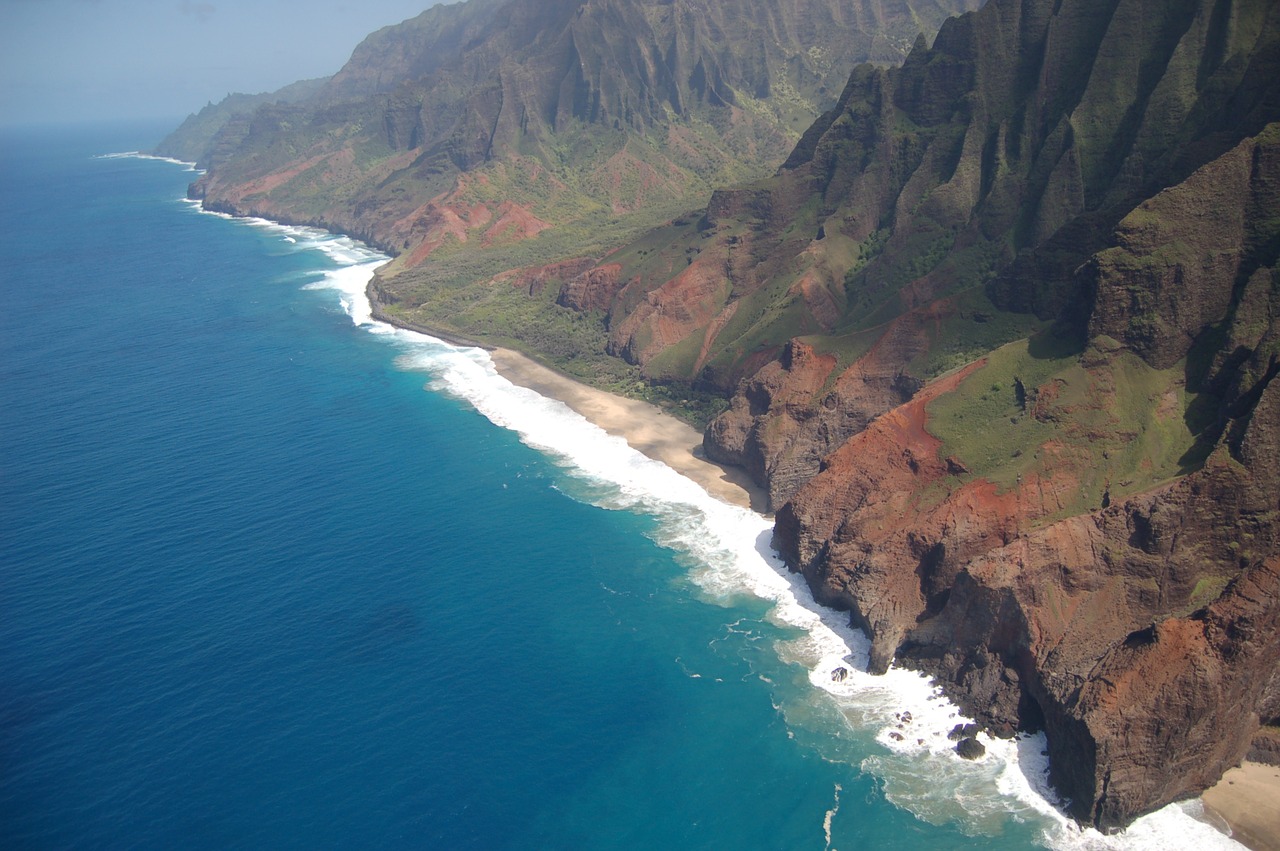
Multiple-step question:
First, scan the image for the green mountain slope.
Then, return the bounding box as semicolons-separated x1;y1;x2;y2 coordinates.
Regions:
154;77;329;166
172;0;978;278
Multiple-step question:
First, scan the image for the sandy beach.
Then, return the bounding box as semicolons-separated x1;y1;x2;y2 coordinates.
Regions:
1202;761;1280;851
488;348;769;513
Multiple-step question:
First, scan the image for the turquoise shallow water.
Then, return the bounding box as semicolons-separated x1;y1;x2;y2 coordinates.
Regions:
0;122;1236;850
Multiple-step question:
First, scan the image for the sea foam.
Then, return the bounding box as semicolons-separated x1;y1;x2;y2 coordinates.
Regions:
99;151;202;173
198;204;1245;851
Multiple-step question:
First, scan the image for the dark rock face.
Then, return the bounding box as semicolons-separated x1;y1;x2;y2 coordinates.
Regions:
1249;727;1280;766
1088;130;1280;370
955;737;986;760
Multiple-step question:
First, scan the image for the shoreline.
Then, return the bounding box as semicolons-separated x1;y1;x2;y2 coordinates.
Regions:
487;347;770;513
374;303;1280;850
369;299;492;351
369;298;770;513
1202;761;1280;851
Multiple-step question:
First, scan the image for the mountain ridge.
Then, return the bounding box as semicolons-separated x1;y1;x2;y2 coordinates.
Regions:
160;0;977;279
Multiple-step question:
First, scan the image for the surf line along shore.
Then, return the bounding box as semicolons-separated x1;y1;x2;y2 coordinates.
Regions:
368;301;769;514
170;168;1268;847
474;339;1280;851
371;293;1278;851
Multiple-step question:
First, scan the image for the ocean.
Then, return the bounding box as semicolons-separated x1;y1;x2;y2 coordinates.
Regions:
0;122;1241;850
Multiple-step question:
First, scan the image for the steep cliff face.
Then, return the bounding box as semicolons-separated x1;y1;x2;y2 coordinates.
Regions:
773;121;1280;828
174;0;978;278
581;0;1278;508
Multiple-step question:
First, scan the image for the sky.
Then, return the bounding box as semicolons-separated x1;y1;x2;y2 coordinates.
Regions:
0;0;444;126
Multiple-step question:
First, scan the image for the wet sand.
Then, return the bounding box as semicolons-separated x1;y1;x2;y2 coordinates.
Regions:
488;348;768;514
1202;761;1280;851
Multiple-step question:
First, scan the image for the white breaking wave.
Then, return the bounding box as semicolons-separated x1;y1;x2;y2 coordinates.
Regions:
98;151;203;173
195;203;1244;851
824;783;842;850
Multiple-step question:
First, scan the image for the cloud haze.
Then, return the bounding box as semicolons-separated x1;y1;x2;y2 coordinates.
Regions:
0;0;440;126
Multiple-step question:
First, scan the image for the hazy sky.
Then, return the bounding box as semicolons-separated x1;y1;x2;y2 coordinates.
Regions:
0;0;443;126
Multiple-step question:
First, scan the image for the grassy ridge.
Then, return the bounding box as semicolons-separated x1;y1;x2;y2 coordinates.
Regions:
926;332;1220;524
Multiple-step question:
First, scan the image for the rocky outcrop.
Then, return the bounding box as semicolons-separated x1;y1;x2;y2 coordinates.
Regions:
494;257;597;297
705;310;933;509
554;262;625;312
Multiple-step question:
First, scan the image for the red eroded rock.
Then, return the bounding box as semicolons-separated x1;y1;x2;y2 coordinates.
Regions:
774;339;1280;829
557;263;626;312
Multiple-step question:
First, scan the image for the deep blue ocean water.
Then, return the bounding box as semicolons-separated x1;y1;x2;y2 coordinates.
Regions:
0;122;1238;850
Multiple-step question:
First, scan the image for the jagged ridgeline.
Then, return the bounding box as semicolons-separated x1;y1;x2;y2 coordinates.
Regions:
157;0;983;418
159;0;979;271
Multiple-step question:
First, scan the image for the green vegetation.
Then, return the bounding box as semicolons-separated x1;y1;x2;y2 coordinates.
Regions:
910;289;1048;378
380;207;734;427
926;332;1221;524
1180;575;1233;616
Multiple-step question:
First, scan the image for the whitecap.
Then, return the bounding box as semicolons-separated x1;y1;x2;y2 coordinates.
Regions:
97;151;203;173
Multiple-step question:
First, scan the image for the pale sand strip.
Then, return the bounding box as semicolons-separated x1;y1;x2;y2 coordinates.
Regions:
488;348;769;513
1202;762;1280;851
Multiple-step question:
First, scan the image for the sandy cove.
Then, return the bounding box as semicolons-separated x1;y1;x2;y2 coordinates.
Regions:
1202;762;1280;851
488;348;769;513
